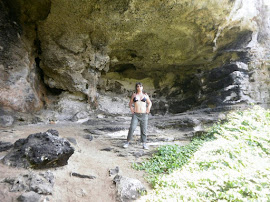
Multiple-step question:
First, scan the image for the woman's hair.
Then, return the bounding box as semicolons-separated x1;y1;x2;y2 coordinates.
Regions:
135;82;143;93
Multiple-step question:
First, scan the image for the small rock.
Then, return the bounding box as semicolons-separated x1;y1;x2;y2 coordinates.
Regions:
17;191;41;202
97;114;105;119
83;134;93;141
76;111;89;119
0;115;14;127
133;151;145;158
113;175;146;201
218;113;227;120
31;117;42;124
101;147;114;151
109;166;119;176
71;111;89;122
67;137;77;145
118;153;128;157
70;172;96;179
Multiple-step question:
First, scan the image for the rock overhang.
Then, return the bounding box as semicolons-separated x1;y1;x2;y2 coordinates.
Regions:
1;0;270;117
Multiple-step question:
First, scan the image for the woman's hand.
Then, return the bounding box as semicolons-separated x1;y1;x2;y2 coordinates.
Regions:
146;107;150;114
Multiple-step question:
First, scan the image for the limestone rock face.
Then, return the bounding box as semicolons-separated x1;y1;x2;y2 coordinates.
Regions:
0;1;45;113
1;0;270;116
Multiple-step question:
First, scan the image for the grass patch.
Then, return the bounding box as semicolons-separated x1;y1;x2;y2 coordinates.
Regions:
134;105;270;201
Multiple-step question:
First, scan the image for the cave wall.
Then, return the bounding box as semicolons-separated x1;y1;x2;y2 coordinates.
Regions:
1;0;270;119
0;1;45;113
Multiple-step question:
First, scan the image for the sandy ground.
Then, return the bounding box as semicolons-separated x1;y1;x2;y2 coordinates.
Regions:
0;122;153;202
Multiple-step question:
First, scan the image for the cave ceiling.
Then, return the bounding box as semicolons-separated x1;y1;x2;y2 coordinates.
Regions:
1;0;270;114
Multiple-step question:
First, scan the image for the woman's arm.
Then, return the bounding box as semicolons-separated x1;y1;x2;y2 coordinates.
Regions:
146;94;152;113
129;93;135;113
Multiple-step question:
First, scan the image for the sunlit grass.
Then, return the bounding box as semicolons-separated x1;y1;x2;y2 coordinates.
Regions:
134;105;270;201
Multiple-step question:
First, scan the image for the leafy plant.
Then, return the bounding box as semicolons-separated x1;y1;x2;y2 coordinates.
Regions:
134;106;270;201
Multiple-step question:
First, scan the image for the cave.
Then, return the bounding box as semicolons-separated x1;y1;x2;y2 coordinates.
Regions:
1;0;270;123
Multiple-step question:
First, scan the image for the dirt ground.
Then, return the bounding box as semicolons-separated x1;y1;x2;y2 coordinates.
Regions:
0;122;153;202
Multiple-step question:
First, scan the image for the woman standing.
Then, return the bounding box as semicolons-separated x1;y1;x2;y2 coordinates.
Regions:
123;82;152;149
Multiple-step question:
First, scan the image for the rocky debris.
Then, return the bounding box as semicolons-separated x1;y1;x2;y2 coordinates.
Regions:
0;141;13;152
14;113;43;125
83;128;105;136
3;171;54;194
2;129;74;169
71;111;90;122
70;172;96;179
109;166;119;176
132;151;146;158
0;115;14;127
97;126;129;132
113;175;146;202
101;147;114;152
118;153;128;157
66;137;77;145
83;134;93;141
17;191;41;202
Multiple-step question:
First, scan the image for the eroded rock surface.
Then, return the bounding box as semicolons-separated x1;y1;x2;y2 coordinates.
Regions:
4;171;54;194
0;1;45;113
1;0;270;122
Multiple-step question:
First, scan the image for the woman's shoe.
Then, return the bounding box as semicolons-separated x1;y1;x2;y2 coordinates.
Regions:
142;143;149;150
123;142;129;148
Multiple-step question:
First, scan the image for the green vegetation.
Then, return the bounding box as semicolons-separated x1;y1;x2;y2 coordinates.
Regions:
134;106;270;201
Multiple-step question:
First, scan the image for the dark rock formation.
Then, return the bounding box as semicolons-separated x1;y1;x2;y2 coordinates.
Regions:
2;129;74;169
0;141;13;152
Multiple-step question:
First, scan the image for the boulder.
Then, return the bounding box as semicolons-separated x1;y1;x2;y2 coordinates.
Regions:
113;175;146;202
2;129;74;169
